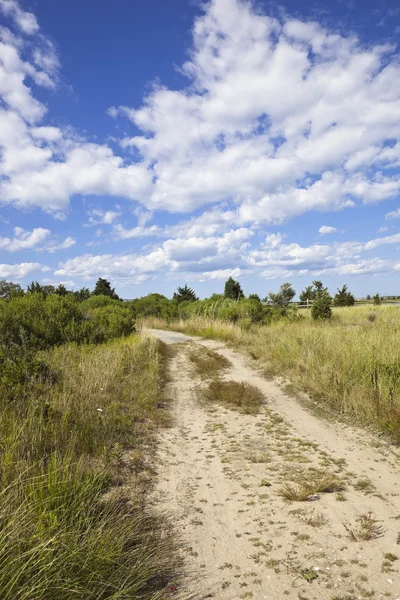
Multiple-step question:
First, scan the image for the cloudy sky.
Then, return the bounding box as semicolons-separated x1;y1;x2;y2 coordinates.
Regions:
0;0;400;298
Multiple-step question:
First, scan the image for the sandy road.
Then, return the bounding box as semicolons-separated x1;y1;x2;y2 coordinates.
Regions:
149;329;400;600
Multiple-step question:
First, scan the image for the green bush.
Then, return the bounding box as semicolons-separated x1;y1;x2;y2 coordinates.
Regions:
311;291;333;320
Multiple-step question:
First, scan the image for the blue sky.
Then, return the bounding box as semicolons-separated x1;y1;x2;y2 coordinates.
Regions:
0;0;400;299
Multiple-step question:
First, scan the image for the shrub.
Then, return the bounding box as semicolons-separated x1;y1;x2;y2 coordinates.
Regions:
373;294;381;306
311;291;332;320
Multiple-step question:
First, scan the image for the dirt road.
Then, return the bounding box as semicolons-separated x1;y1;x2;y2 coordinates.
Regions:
149;329;400;600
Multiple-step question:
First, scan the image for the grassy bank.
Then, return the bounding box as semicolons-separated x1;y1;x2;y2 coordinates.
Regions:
142;305;400;438
0;333;176;599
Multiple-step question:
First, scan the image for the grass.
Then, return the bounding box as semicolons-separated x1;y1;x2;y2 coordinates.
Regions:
201;379;265;414
188;345;231;378
343;512;385;541
143;305;400;437
279;469;346;501
0;334;177;599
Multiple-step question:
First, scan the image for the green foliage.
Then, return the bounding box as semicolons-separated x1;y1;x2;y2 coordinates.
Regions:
334;285;355;307
0;294;134;390
130;293;178;321
74;287;91;302
26;281;45;294
299;285;314;302
267;282;296;306
224;277;244;301
92;278;119;300
173;283;198;303
311;290;333;320
0;280;24;299
373;293;381;306
55;283;68;296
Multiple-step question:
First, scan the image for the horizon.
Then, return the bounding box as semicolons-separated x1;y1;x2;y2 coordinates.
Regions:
0;0;400;297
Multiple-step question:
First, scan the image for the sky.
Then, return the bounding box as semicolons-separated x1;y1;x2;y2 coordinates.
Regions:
0;0;400;299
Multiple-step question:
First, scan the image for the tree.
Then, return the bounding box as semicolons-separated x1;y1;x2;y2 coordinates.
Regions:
334;285;355;307
0;280;24;299
366;294;371;301
312;280;325;298
55;284;68;296
224;277;244;301
311;290;332;320
248;293;261;302
267;282;296;307
373;293;381;306
74;287;91;302
92;278;119;300
173;284;198;303
299;285;314;302
27;281;45;294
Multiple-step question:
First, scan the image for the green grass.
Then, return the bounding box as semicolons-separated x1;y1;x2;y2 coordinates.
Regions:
0;334;176;599
145;305;400;437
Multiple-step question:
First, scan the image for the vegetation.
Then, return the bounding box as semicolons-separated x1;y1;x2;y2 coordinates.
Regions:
267;282;296;307
0;277;176;598
311;289;333;320
224;277;244;301
173;283;198;303
334;285;355;307
143;304;400;438
201;380;264;414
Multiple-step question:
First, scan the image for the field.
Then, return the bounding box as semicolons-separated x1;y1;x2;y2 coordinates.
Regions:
141;304;400;438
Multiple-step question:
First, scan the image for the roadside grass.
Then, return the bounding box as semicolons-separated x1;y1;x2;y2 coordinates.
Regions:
142;305;400;438
0;334;177;599
201;379;265;414
188;345;231;378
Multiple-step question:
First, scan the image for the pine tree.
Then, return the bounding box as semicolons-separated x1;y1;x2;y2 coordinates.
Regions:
311;290;332;320
333;285;355;307
173;284;198;303
267;282;296;306
92;278;120;299
224;277;244;301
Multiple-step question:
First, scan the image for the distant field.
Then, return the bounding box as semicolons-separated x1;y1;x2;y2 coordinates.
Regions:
143;304;400;438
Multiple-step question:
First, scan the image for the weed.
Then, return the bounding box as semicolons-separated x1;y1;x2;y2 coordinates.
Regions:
300;568;319;583
344;512;385;541
188;346;231;378
201;380;265;414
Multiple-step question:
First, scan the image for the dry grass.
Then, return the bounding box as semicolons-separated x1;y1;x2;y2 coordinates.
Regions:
344;512;385;541
188;345;231;378
279;469;346;501
146;305;400;437
201;379;265;414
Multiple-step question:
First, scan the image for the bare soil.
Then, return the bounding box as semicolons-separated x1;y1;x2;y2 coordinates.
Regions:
149;329;400;600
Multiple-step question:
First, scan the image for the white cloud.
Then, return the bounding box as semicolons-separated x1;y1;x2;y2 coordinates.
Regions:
0;226;50;251
385;208;400;220
0;0;39;35
319;225;338;235
0;0;398;223
0;261;48;278
378;226;389;232
112;223;162;239
87;208;121;226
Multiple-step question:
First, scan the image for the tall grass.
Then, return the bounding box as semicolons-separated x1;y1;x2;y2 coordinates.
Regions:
0;334;175;599
144;306;400;437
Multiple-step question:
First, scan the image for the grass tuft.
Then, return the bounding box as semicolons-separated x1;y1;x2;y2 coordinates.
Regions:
188;345;231;378
201;380;265;414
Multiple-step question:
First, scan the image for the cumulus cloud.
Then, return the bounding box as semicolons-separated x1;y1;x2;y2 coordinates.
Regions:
0;261;49;278
54;228;400;284
0;226;50;251
0;0;399;224
319;225;338;235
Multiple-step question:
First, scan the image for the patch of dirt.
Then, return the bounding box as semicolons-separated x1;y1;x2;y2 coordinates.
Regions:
150;329;400;600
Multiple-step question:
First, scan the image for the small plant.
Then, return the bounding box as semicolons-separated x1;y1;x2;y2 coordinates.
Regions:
373;293;381;306
300;567;319;583
260;479;272;487
188;346;231;377
344;512;384;541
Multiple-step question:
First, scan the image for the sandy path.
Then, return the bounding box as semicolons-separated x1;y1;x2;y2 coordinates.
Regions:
150;329;400;600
